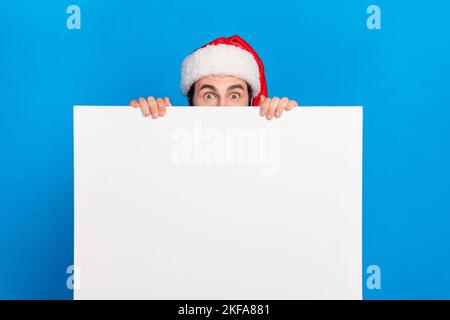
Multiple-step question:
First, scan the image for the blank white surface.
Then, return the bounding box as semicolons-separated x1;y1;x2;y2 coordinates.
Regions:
74;106;363;300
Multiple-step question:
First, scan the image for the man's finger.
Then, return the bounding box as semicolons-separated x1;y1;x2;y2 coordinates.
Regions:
267;96;280;120
129;100;140;108
259;95;266;105
285;100;299;111
161;97;172;117
156;98;166;117
147;96;159;118
138;97;150;117
275;97;289;118
260;97;271;117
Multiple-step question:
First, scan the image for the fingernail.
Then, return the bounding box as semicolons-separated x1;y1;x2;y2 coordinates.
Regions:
275;112;280;117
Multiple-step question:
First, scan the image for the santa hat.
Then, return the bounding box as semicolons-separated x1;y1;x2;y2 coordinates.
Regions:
180;35;268;106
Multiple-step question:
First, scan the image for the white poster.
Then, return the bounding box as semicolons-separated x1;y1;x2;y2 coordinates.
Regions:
74;106;363;300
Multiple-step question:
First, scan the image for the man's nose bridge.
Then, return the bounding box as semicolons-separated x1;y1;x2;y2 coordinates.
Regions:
221;94;232;106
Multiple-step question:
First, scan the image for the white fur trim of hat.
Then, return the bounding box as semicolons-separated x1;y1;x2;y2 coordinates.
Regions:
180;44;261;98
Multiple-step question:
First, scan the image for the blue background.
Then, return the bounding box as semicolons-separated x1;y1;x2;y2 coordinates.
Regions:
1;0;449;299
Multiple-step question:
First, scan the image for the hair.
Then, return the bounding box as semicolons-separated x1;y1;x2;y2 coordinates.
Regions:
187;82;253;106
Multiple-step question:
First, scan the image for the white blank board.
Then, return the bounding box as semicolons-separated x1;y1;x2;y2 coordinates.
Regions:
74;106;363;300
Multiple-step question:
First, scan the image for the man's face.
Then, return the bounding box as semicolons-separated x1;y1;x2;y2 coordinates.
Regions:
192;75;251;106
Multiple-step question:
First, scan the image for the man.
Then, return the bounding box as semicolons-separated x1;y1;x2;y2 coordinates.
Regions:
129;35;299;120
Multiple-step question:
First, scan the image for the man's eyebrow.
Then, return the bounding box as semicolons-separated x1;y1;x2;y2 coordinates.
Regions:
227;84;245;91
198;84;217;92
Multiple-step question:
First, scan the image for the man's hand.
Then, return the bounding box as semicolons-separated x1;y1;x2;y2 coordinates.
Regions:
129;96;172;118
259;95;299;120
129;95;299;120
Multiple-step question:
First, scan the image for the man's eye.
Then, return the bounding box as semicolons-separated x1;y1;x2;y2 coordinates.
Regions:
204;93;215;100
230;93;240;99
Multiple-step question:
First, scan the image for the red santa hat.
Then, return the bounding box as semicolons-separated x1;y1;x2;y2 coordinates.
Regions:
180;35;268;106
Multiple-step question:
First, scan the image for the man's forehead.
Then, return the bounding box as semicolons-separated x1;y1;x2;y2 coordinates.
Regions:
196;76;247;89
